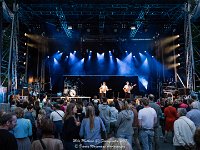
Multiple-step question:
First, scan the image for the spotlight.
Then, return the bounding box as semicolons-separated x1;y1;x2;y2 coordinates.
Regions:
68;25;72;30
177;44;180;47
24;53;26;56
66;56;68;58
125;51;127;53
24;33;27;36
90;51;92;53
130;26;136;30
177;54;180;57
133;56;136;57
178;63;180;66
177;35;180;38
25;43;27;46
144;51;146;53
57;50;60;53
23;62;26;65
152;56;154;58
110;55;112;57
74;51;76;53
109;51;111;53
47;56;49;58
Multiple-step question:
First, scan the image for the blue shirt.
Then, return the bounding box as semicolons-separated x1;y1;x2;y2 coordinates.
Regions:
79;117;106;146
11;118;32;138
186;109;200;128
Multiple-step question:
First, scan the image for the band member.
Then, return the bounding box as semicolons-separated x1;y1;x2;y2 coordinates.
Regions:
123;81;136;99
99;82;109;98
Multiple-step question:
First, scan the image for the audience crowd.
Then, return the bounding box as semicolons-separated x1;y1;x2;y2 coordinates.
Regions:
0;93;200;150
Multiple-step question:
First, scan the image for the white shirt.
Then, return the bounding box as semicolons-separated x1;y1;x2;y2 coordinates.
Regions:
123;84;133;93
100;85;108;93
173;116;196;146
138;107;157;129
50;110;64;122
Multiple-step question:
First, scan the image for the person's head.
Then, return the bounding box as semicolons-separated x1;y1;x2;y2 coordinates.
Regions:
15;107;24;118
141;97;149;106
102;97;107;103
53;103;60;110
126;81;129;85
0;113;17;130
103;137;132;150
109;101;115;107
27;104;34;111
34;100;40;107
39;109;46;116
86;106;95;130
103;82;106;85
191;93;198;101
148;94;155;101
22;101;29;109
40;118;54;136
191;102;199;109
64;103;76;120
177;108;187;117
59;99;64;105
121;101;129;110
194;128;200;150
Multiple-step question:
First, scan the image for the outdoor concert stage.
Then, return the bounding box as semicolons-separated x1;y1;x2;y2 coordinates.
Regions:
51;75;142;99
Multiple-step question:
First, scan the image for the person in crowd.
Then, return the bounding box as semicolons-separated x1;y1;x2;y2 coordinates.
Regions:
136;98;144;112
148;94;162;150
109;101;118;137
113;97;121;112
59;99;65;112
36;109;47;139
138;97;157;150
116;101;134;146
191;93;200;110
34;100;41;119
10;100;17;112
76;98;85;122
32;118;63;150
164;100;177;143
103;137;132;150
159;100;166;138
43;102;53;118
194;128;200;150
80;106;106;149
0;112;18;150
173;108;196;150
186;100;200;128
50;103;64;139
24;104;37;140
9;94;14;106
98;97;111;134
62;103;80;150
12;107;32;150
128;99;141;150
93;98;100;116
42;94;48;104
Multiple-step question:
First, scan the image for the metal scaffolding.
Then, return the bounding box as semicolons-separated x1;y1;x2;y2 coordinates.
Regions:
8;3;19;94
185;3;195;91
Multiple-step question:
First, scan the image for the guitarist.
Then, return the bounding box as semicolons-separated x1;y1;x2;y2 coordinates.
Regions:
99;82;110;99
123;81;136;99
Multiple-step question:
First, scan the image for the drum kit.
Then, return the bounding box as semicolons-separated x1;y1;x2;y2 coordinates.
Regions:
63;83;78;97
